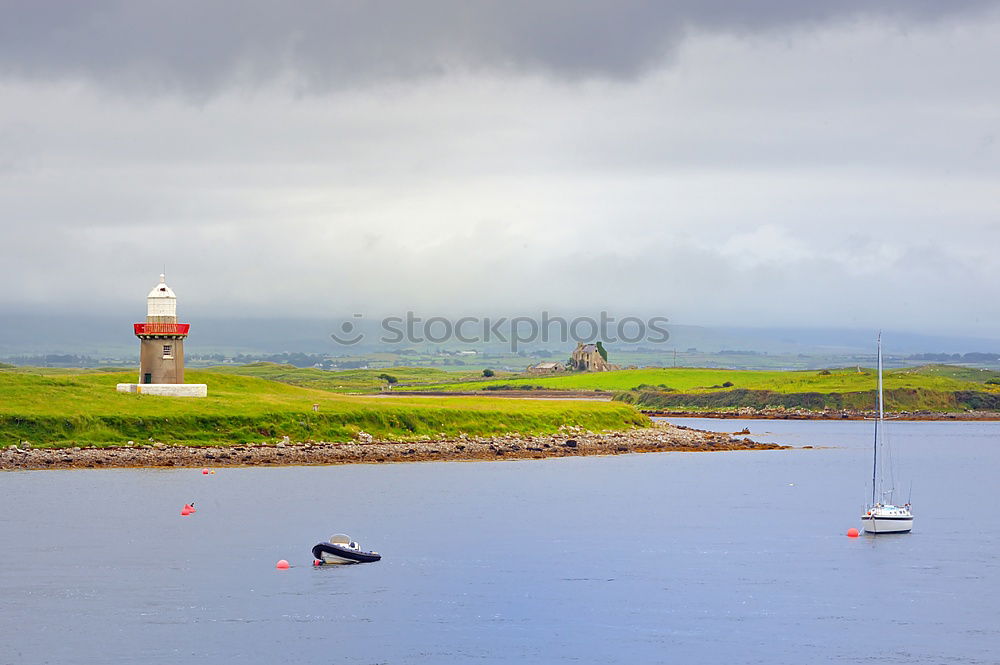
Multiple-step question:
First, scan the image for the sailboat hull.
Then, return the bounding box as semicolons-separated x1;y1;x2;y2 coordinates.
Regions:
860;515;913;534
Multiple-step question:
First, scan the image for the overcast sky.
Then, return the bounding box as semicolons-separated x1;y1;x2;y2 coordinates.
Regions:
1;1;998;337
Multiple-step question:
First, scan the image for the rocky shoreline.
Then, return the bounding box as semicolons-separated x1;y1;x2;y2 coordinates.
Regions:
0;421;787;471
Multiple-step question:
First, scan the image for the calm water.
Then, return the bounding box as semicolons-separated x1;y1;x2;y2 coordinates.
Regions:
2;419;999;664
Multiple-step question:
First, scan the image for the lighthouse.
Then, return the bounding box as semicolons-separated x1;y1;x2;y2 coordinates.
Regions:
116;275;207;397
136;274;187;383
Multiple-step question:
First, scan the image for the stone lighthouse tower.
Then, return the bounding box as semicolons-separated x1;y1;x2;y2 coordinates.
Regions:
137;274;187;383
117;274;207;397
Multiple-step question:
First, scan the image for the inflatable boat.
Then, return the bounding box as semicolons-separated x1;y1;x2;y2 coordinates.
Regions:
312;534;382;564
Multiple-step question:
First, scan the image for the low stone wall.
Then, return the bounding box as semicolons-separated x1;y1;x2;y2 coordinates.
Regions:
0;421;787;470
116;383;208;397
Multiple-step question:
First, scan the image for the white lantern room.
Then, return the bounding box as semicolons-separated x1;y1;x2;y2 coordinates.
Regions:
146;274;177;321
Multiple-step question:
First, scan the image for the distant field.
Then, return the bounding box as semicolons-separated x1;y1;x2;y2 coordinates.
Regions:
0;365;133;375
389;365;1000;412
0;368;646;447
394;365;1000;393
204;362;504;393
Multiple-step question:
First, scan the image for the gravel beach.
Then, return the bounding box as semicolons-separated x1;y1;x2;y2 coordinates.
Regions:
1;421;787;471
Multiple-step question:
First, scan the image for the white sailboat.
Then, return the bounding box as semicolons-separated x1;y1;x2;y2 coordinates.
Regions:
860;333;913;534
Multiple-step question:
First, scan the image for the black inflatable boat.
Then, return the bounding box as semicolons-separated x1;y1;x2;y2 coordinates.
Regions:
312;534;381;564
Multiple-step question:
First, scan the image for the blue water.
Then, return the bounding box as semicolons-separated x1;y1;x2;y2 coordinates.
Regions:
2;419;999;664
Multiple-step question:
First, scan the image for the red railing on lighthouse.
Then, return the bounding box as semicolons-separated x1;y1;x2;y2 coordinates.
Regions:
134;323;190;336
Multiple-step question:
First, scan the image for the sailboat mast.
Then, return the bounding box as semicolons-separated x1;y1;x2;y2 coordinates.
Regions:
877;332;884;422
872;332;883;506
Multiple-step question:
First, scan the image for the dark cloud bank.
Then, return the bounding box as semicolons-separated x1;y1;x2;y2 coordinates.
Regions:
2;0;997;92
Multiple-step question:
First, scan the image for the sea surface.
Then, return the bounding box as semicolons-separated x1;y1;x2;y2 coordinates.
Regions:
2;419;999;664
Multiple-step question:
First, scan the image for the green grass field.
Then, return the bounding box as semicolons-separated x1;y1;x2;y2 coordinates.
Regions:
0;368;647;448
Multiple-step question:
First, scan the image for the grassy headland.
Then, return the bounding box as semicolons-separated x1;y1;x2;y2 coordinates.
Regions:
0;368;646;448
6;361;997;449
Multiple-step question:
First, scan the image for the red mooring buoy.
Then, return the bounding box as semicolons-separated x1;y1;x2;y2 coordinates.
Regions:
276;560;290;569
847;527;860;538
202;469;209;475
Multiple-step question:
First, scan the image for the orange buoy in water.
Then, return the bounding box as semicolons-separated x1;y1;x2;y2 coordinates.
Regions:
313;559;323;567
847;528;860;538
180;506;191;516
209;470;216;475
276;560;290;569
202;469;209;475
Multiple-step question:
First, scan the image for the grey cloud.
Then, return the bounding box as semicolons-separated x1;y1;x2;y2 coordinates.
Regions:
1;0;998;93
1;9;998;339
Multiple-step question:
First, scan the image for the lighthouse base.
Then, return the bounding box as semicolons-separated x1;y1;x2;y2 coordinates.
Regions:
116;383;208;397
